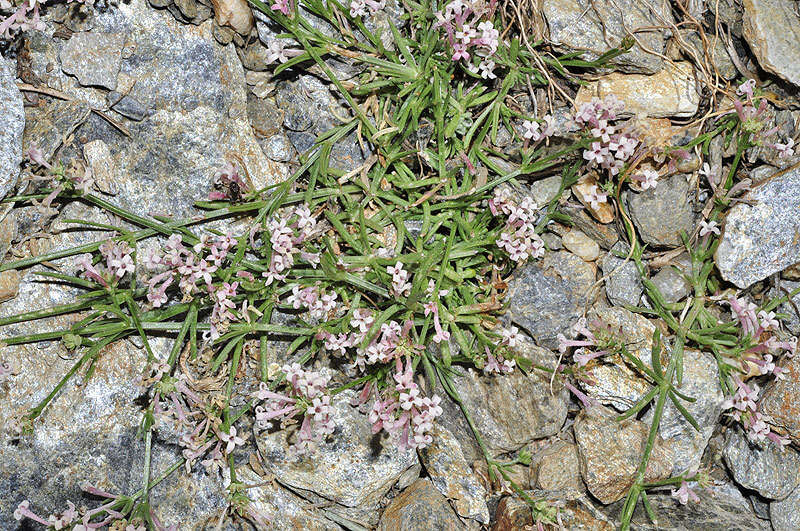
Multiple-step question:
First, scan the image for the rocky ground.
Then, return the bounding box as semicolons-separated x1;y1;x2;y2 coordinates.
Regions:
2;0;800;529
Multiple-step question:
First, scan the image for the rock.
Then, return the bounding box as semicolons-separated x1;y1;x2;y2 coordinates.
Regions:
59;31;126;90
722;427;800;500
571;209;620;250
419;425;490;524
212;0;254;35
255;389;418;510
22;98;92;163
715;165;800;288
82;140;117;195
615;481;770;530
493;495;614;530
771;484;800;531
0;270;21;303
651;262;692;304
0;57;24;201
539;0;673;74
644;349;724;476
38;0;288;217
507;250;597;349
377;479;463;531
259;134;295;162
563;230;600;261
760;354;800;443
600;242;643;307
575;62;700;118
531;440;583;494
529;175;563;206
676;29;738;80
236;466;341;530
574;406;673;504
627;174;695;248
107;92;150;122
580;306;655;410
573;174;615;224
437;343;569;457
742;0;800;87
0;215;16;262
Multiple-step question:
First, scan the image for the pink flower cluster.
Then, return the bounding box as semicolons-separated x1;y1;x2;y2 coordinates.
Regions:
349;0;384;18
434;1;500;79
722;376;789;447
387;261;412;297
484;326;519;374
254;364;335;456
558;317;608;367
13;500;78;530
208;161;248;201
521;116;555;143
288;284;337;320
732;79;792;158
0;0;50;38
368;358;443;449
77;240;135;287
575;95;640;179
262;204;321;285
489;188;544;263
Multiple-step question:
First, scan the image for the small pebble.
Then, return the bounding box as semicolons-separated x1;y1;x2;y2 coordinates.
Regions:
562;230;600;261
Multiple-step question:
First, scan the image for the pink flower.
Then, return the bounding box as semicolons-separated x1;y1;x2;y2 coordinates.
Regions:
585;184;608;209
775;138;795;159
698;220;720;237
219;426;246;454
501;326;520;347
633;169;659;190
271;0;289;15
671;481;700;505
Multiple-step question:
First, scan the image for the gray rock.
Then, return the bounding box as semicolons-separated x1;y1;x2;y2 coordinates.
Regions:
59;31;126;90
760;353;800;444
772;484;800;531
22;98;92;163
651;264;692;304
600;242;643;307
255;389;418;510
107;92;150;122
562;230;600;261
529;175;563;206
742;0;800;87
419;425;489;524
507;250;597;349
377;479;463;531
716;165;800;288
678;29;738;80
617;481;771;530
723;427;800;500
260;134;295;162
627;174;695;248
540;0;673;74
574;406;673;504
644;349;724;476
0;57;24;201
236;466;341;530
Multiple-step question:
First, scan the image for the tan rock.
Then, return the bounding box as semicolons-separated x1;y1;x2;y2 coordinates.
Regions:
575;62;700;118
572;174;615;224
532;440;584;494
83;139;117;195
212;0;254;35
0;269;20;303
563;229;601;262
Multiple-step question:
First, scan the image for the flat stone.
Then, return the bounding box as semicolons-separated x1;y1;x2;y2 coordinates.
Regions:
651;262;692;304
494;495;614;530
615;481;770;530
255;389;418;509
771;484;800;531
627;174;695;248
575;62;700;118
562;230;600;261
82;139;117;195
600;242;643;307
377;479;463;531
531;440;583;494
540;0;673;74
529;175;563;206
22;98;92;164
0;269;21;303
507;250;597;349
742;0;800;87
760;354;800;443
419;425;489;524
715;165;800;288
59;31;126;90
0;57;24;201
723;427;800;500
574;406;673;504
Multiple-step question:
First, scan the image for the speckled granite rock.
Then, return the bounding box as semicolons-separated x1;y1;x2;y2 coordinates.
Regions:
540;0;673;74
627;174;695;248
507;250;597;349
600;242;642;307
716;166;800;288
742;0;800;87
723;427;800;500
760;354;800;444
531;440;583;495
59;31;126;90
419;425;489;524
771;484;800;531
0;56;24;201
377;479;463;531
574;406;673;504
25;0;288;217
575;62;700;118
494;495;614;530
255;389;418;510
